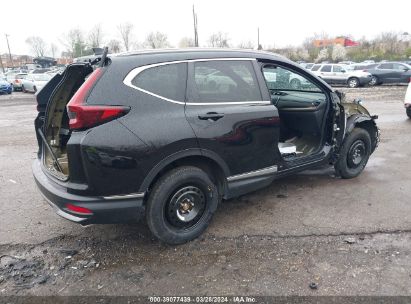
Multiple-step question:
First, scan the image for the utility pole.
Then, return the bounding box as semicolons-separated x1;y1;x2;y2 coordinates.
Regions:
0;54;4;73
257;27;262;50
5;34;13;67
193;5;199;47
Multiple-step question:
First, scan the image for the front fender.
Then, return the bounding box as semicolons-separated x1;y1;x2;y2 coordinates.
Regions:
345;114;380;153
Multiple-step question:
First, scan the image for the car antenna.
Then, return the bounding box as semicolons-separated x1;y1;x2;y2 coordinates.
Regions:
99;47;109;68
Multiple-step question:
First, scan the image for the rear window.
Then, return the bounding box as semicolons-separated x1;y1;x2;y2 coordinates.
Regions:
132;63;187;102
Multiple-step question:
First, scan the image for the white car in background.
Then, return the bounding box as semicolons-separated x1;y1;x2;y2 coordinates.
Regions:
405;79;411;118
310;64;372;88
21;73;52;93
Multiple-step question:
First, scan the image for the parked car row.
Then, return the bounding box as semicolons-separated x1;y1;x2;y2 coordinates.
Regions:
300;61;411;87
3;69;56;94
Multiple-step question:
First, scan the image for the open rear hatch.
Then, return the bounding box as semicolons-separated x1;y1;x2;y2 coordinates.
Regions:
35;63;95;180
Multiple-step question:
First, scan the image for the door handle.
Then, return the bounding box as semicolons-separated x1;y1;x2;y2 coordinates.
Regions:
198;112;225;121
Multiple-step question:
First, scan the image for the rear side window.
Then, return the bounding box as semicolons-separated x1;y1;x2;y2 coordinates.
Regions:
332;65;343;72
320;65;332;72
192;60;262;102
311;65;321;71
378;63;393;69
132;63;187;101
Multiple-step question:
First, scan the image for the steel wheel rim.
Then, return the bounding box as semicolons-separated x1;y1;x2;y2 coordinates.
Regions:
166;185;206;229
347;140;366;168
370;76;377;85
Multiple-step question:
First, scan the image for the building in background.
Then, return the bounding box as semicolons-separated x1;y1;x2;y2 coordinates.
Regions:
313;37;359;48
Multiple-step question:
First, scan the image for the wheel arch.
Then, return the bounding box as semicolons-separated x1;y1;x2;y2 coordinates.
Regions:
345;115;379;153
139;148;230;198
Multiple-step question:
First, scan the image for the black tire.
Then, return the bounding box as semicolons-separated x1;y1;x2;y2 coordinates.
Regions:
33;86;37;93
347;77;360;88
335;128;372;179
369;75;379;86
22;85;26;93
406;107;411;119
146;166;219;245
290;78;301;89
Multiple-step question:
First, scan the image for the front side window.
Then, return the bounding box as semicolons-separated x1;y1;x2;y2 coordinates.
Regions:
132;63;187;102
393;63;409;70
320;65;332;72
192;60;261;102
262;66;322;92
333;65;344;73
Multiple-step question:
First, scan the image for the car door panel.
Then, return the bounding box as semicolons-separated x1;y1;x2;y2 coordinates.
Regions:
185;60;280;176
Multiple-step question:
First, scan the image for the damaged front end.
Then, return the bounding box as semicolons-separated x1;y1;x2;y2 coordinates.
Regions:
336;90;380;153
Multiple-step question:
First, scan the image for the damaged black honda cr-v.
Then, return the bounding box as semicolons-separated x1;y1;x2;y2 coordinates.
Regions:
33;48;379;244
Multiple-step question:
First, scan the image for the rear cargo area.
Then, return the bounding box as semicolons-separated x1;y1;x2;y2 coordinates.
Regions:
38;63;93;180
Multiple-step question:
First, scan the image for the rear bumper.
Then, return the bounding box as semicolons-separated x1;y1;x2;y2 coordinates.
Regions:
32;159;145;224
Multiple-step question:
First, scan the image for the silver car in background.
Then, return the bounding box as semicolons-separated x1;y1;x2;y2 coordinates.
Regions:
22;73;52;93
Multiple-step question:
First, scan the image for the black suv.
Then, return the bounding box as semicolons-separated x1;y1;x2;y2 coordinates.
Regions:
33;49;379;244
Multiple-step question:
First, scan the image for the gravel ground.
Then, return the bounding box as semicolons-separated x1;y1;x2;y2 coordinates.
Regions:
0;86;410;297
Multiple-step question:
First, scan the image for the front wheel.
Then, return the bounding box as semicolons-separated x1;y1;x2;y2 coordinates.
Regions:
146;166;219;245
406;107;411;119
335;128;372;179
347;77;360;88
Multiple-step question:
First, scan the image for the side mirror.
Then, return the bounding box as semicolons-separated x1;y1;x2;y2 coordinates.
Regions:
403;68;409;72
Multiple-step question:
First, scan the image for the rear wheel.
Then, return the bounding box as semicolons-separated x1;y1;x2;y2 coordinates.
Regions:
146;166;219;244
369;76;379;86
406;107;411;119
22;85;26;93
33;86;37;93
347;77;360;88
335;128;371;179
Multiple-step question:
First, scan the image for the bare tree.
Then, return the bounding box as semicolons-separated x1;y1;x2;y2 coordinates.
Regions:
238;41;254;49
178;37;195;48
50;43;58;58
118;23;134;51
208;32;230;48
88;24;103;48
107;39;122;53
25;36;47;57
144;31;170;49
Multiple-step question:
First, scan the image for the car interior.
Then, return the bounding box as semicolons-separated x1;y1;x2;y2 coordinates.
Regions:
262;64;328;159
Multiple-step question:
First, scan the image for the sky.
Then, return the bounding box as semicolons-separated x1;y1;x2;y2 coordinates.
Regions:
0;0;410;56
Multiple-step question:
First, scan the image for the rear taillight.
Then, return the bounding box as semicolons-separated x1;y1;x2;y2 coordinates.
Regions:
67;68;129;130
409;77;411;83
15;79;20;84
